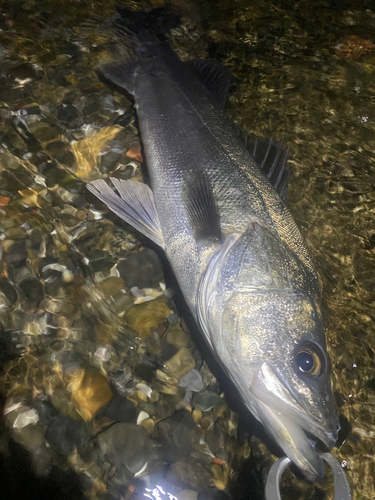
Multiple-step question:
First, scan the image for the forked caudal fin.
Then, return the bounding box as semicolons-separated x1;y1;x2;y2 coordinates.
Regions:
86;178;164;248
101;8;181;94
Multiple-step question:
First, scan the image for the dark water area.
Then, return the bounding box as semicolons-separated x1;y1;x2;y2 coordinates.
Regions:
0;1;374;499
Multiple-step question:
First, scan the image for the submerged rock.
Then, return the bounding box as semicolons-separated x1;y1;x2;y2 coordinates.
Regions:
157;410;200;462
166;323;192;349
124;296;172;339
166;460;213;491
179;490;199;500
69;369;113;421
117;248;164;289
45;415;89;456
102;394;137;423
179;369;205;392
193;391;222;412
96;422;150;476
164;347;196;379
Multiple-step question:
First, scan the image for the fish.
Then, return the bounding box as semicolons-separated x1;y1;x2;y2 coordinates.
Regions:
87;8;339;482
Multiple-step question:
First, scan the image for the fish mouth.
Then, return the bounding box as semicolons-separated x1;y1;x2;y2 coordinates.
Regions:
250;363;338;483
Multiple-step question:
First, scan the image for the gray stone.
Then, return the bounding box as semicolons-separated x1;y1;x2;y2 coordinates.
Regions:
155;397;177;420
193;390;222;412
102;394;137;423
117;249;164;289
45;415;89;456
96;422;149;476
157;410;200;462
179;369;205;392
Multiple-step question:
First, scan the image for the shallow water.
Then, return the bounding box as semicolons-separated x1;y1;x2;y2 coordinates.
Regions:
0;1;374;499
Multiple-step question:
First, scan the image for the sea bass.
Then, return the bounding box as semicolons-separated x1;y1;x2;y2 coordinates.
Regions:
87;8;339;482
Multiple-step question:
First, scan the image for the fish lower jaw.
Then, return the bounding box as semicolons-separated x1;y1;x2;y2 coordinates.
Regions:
255;398;327;482
249;372;338;482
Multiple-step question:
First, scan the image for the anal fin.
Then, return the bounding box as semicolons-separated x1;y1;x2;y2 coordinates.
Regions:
86;178;164;248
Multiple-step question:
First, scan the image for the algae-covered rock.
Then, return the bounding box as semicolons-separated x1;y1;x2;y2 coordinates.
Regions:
124;296;172;339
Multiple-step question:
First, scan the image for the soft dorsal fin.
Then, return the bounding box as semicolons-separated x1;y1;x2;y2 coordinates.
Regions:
235;125;292;203
183;171;221;241
86;178;164;248
187;59;235;108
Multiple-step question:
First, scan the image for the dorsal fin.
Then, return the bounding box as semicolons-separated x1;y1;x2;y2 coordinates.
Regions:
187;59;235;108
183;171;221;241
234;125;292;203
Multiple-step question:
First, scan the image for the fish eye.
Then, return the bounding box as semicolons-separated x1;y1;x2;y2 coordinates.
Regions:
294;342;325;378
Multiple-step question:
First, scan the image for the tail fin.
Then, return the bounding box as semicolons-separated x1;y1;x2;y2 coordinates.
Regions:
100;8;180;93
115;7;180;41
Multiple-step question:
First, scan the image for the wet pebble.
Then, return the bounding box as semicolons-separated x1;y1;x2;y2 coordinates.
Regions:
193;390;222;412
102;394;137;423
166;323;192;349
133;362;156;383
117;248;164;289
96;422;150;475
69;369;113;421
13;408;39;428
179;369;204;392
136;410;149;425
4;240;28;267
45;141;76;166
155;396;181;420
19;277;44;306
179;490;199;500
166;460;213;491
124;297;172;339
8;63;37;84
57;104;79;123
205;423;228;462
34;399;59;425
167;313;179;325
31;447;53;477
164;347;196;379
45;415;89;456
160;342;179;362
13;424;46;452
94;345;112;362
96;276;125;299
108;368;132;396
157;410;200;461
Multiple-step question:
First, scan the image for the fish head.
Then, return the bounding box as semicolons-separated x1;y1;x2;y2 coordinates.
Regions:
198;224;339;482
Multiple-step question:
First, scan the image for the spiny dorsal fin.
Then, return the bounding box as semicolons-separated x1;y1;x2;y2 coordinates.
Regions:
183;171;221;241
234;125;292;203
86;178;164;248
187;59;235;108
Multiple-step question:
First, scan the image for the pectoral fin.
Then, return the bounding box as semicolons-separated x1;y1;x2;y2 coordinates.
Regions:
87;178;164;248
183;171;221;242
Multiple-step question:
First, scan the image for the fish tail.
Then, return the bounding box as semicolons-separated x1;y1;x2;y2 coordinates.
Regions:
101;7;180;93
115;7;181;42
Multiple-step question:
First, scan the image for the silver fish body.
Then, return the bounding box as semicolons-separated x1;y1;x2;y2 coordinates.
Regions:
88;10;339;482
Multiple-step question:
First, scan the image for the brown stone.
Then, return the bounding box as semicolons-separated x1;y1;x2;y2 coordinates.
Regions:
69;369;112;421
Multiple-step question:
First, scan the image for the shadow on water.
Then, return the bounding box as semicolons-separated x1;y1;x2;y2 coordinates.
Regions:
0;438;84;500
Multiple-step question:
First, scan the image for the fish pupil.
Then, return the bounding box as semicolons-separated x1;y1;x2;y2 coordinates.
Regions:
297;351;314;372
